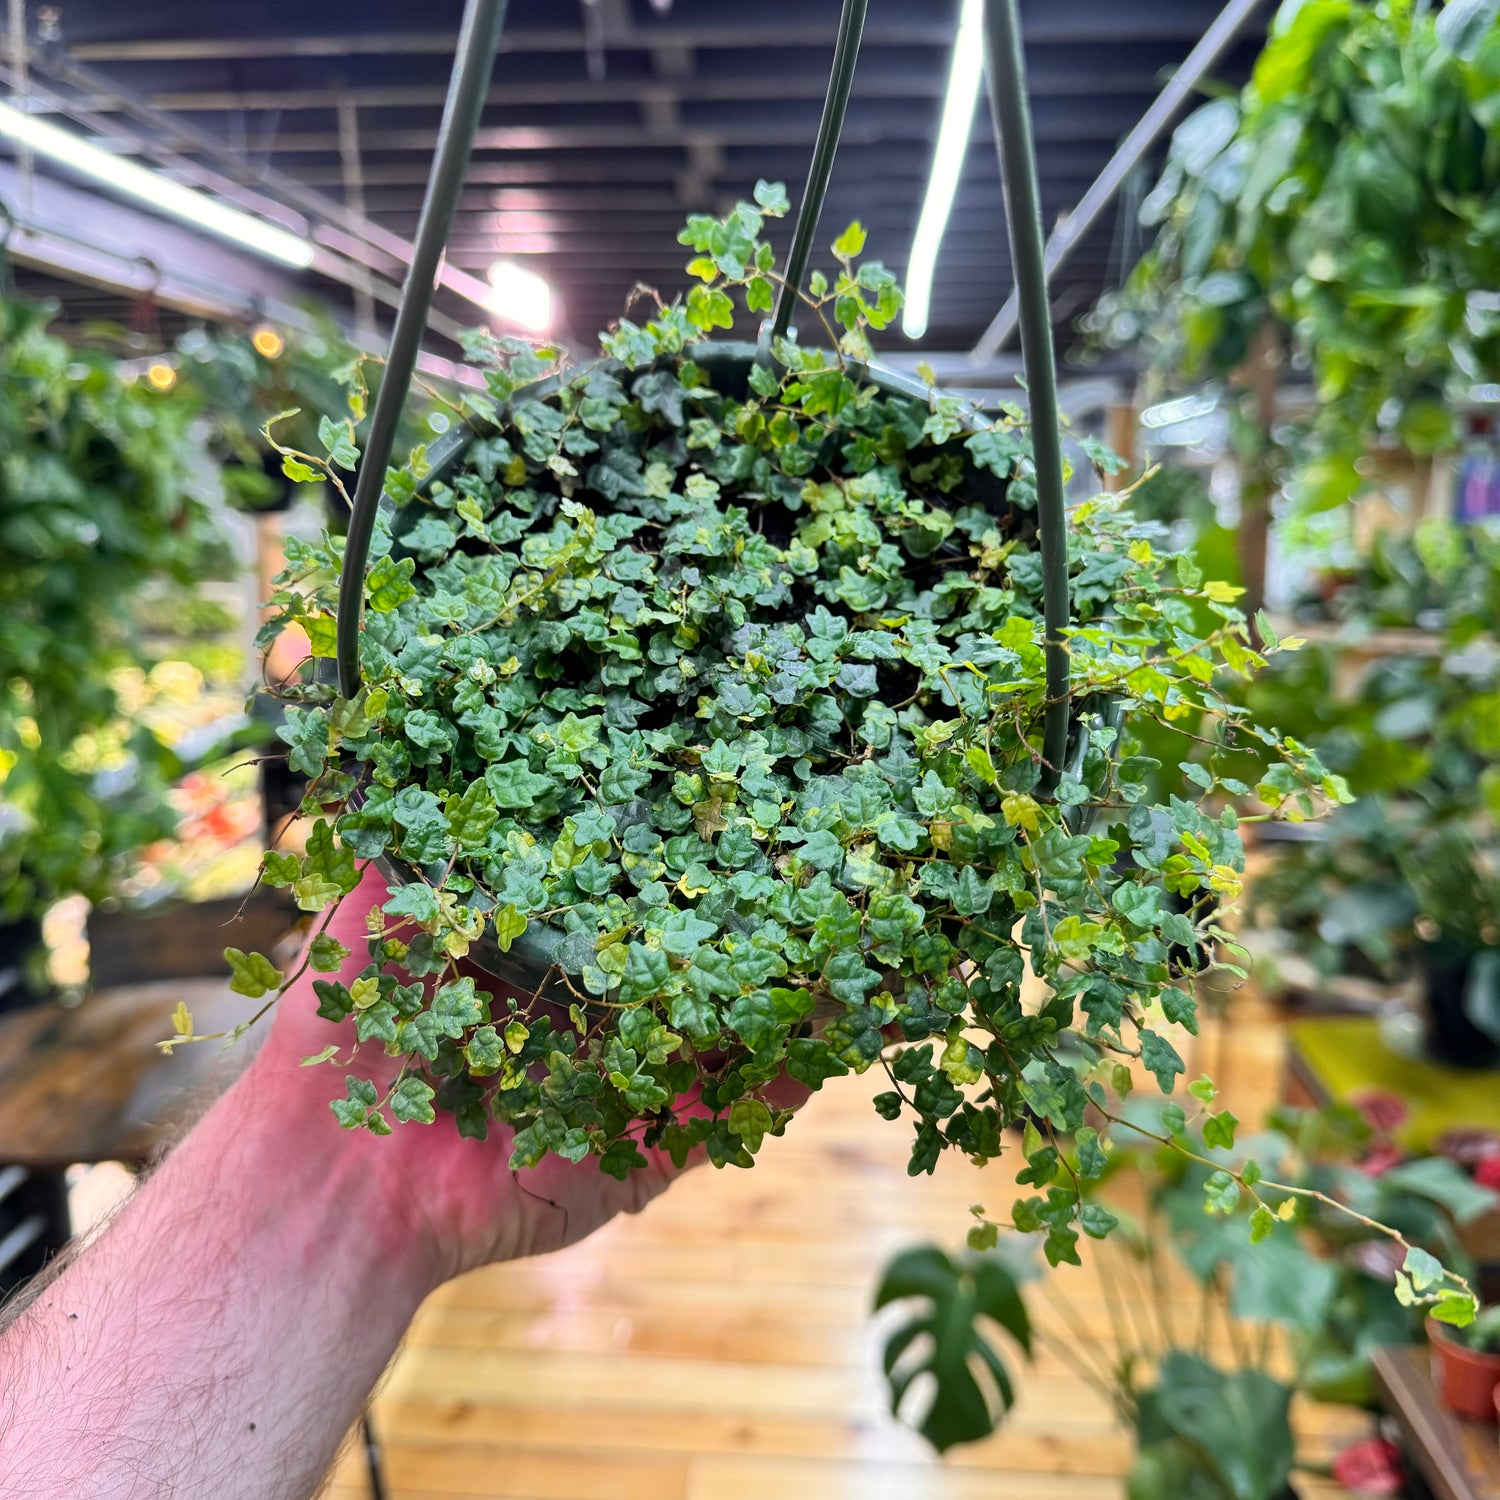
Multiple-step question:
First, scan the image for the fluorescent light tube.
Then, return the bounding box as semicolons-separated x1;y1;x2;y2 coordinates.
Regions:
487;259;553;333
0;102;315;269
902;0;984;340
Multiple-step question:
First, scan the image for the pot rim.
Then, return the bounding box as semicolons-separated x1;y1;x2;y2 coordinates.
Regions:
1426;1316;1500;1366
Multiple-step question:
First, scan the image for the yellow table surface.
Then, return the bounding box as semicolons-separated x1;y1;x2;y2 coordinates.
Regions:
1290;1015;1500;1149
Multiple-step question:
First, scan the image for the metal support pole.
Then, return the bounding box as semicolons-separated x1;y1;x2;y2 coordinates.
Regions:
336;0;508;700
337;92;377;345
983;0;1070;787
970;0;1263;361
5;0;31;208
770;0;867;343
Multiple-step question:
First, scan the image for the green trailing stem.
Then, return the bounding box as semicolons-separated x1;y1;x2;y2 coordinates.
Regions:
770;0;868;345
982;0;1071;788
337;0;510;700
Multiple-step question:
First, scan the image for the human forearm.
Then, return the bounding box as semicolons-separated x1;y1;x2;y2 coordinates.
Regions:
0;865;714;1498
0;1056;440;1500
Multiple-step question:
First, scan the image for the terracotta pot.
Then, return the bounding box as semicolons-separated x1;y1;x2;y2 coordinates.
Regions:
1427;1319;1500;1422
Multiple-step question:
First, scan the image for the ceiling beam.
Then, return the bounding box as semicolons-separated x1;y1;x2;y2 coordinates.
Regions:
66;10;1233;64
247;117;1146;154
50;66;1176;115
0;156;306;324
1;37;512;337
291;143;1119;188
971;0;1268;359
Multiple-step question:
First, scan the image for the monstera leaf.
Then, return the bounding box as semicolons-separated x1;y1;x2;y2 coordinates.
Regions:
873;1245;1032;1452
1132;1352;1294;1500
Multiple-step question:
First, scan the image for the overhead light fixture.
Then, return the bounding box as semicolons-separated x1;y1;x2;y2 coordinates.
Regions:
0;102;315;269
901;0;985;341
487;259;553;333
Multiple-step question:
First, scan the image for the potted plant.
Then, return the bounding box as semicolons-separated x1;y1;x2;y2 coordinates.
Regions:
1091;0;1500;547
1400;827;1500;1067
187;169;1500;1351
875;1101;1491;1476
0;294;249;994
1228;519;1500;1050
1428;1305;1500;1421
875;1237;1305;1498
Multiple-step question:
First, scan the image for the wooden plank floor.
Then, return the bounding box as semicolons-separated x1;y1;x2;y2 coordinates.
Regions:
326;990;1373;1500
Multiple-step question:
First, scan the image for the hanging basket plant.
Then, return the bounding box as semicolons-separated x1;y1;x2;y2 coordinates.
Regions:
206;185;1353;1257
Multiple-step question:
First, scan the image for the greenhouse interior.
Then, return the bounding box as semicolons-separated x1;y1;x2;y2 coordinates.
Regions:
4;0;1500;1496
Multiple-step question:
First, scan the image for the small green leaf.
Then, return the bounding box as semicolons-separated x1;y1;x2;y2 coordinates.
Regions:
1204;1170;1240;1215
1187;1074;1217;1103
224;947;284;999
1139;1029;1185;1094
391;1075;437;1124
1431;1290;1479;1327
308;933;351;973
1402;1245;1446;1293
832;221;868;258
282;455;323;484
753;179;790;214
365;554;416;612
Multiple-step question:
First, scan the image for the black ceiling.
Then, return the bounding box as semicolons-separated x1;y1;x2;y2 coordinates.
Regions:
6;0;1273;359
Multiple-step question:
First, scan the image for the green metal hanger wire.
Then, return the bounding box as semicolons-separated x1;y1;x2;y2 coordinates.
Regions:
337;0;510;699
770;0;868;344
984;0;1072;787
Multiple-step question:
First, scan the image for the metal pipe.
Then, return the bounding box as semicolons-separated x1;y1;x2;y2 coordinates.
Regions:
771;0;867;343
336;0;509;699
337;92;377;344
8;38;503;320
970;0;1263;361
983;0;1070;787
6;0;31;206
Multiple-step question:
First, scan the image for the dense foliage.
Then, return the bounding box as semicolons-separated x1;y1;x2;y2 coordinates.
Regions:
878;1098;1495;1460
222;186;1475;1315
0;298;236;918
1246;520;1500;994
1095;0;1500;511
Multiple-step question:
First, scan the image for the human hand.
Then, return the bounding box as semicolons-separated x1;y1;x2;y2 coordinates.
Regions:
244;864;808;1291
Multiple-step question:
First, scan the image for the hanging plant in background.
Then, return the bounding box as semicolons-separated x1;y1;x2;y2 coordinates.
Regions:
173;315;432;513
1093;0;1500;514
206;184;1480;1330
0;297;238;920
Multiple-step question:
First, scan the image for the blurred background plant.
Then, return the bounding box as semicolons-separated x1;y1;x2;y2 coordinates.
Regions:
875;1099;1497;1494
1085;0;1500;640
0;297;242;923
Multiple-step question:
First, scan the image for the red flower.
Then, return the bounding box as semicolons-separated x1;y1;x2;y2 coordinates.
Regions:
1332;1437;1404;1496
1357;1142;1406;1178
1476;1156;1500;1192
1353;1091;1408;1134
1436;1127;1500;1169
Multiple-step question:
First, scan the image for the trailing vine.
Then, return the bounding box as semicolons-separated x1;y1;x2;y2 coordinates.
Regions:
194;182;1475;1326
